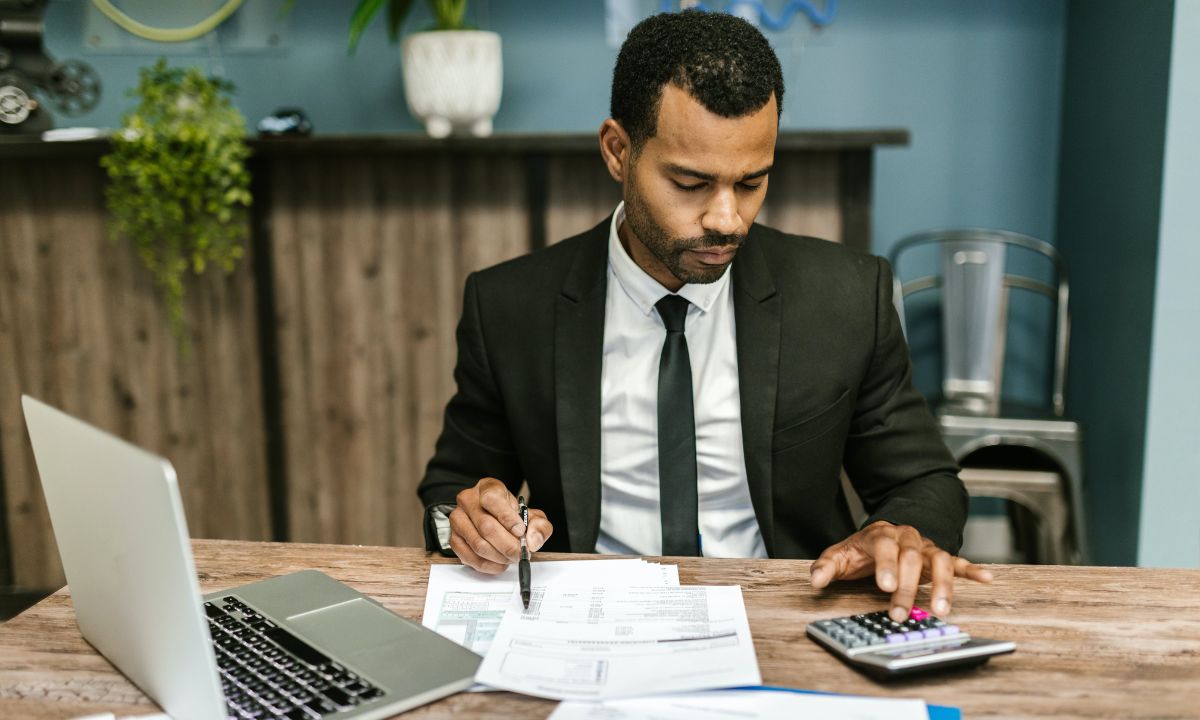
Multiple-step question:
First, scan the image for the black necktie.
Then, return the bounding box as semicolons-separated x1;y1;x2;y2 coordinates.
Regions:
655;294;699;556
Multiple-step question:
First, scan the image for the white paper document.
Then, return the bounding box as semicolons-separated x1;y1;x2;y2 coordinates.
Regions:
548;689;929;720
422;559;679;655
474;584;762;701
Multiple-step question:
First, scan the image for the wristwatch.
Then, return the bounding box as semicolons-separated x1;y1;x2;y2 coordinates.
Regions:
424;503;457;557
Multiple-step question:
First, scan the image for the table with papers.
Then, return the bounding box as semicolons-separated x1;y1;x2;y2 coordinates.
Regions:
7;541;1193;718
476;584;760;700
422;559;677;656
421;557;939;717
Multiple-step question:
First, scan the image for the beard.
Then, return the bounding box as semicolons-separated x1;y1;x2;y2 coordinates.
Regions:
623;174;745;286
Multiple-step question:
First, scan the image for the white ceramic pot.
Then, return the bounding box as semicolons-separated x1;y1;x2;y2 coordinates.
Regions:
402;30;502;138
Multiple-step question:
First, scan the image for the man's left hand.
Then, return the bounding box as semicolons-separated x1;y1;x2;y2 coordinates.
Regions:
809;521;993;622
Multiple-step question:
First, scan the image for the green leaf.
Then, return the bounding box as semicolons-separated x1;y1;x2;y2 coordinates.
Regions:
348;0;388;54
387;0;415;41
100;57;250;350
432;0;468;30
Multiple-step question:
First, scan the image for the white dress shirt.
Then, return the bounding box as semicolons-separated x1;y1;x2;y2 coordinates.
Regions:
594;203;767;558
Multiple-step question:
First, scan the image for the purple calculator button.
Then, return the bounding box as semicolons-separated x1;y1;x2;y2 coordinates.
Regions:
922;628;943;639
885;633;906;644
904;631;925;641
941;625;960;636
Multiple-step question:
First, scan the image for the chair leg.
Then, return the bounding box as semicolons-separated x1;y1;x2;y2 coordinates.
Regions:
1043;485;1070;565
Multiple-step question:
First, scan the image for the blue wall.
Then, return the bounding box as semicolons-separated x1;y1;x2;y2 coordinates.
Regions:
45;0;1067;247
1138;0;1200;569
1055;0;1174;567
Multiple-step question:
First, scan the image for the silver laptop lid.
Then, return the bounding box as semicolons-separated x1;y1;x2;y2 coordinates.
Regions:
22;395;226;720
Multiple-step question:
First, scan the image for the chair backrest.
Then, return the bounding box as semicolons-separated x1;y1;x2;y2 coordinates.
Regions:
889;229;1070;417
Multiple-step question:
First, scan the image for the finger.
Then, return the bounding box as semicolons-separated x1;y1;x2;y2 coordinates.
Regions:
451;506;512;567
811;541;865;588
953;556;994;583
477;480;526;536
526;509;553;551
889;528;925;621
449;531;507;574
461;486;521;561
870;531;901;593
809;544;842;589
474;511;522;561
925;548;955;616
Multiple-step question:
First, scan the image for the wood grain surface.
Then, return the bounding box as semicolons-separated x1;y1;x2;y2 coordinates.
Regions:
266;153;529;550
1;139;884;592
0;162;271;589
0;539;1196;719
754;151;843;246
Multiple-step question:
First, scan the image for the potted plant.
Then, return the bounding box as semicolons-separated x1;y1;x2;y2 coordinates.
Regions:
101;58;251;349
349;0;502;138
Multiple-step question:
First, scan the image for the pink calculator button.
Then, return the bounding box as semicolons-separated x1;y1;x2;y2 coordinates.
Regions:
909;606;930;621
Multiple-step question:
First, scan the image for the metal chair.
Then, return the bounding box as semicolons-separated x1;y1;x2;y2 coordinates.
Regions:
889;229;1087;564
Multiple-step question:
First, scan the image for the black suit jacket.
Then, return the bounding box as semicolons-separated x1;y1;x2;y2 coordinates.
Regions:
419;218;967;558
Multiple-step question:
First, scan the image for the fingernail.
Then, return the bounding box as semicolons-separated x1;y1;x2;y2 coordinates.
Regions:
891;606;907;622
511;522;526;537
529;532;544;550
981;569;994;582
934;598;949;615
880;571;896;590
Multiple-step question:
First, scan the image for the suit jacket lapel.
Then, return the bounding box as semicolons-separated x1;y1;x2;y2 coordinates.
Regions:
555;220;610;553
733;229;781;556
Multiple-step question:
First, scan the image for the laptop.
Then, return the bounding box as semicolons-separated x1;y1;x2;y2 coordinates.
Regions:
21;395;480;720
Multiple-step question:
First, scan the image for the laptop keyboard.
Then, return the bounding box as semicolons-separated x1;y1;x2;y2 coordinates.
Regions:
205;596;385;719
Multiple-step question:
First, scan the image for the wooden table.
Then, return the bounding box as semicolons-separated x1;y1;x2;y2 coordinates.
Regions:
1;540;1197;719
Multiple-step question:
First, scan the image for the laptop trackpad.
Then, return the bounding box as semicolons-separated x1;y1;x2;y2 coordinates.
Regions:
288;598;421;662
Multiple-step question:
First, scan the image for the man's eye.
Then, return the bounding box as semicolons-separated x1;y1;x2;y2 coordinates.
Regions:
673;181;705;192
739;182;764;191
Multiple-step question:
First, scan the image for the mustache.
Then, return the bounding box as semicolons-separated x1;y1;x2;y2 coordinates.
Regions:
678;232;746;250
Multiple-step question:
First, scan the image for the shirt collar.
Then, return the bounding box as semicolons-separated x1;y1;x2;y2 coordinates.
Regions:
607;202;732;317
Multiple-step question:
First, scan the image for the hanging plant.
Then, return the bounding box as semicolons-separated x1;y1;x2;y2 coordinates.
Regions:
101;58;251;349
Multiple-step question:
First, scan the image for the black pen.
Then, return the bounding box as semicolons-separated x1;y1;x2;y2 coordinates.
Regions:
518;496;531;609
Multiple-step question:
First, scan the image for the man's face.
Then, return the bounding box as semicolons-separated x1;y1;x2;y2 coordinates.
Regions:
620;84;778;291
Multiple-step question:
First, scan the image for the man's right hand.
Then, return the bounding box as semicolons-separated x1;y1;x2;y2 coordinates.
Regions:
449;477;553;574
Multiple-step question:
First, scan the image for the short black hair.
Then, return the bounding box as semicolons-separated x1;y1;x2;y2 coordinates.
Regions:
610;10;784;148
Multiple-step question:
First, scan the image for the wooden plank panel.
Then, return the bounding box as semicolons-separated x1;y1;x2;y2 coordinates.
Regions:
544;154;621;244
0;162;58;589
838;149;874;252
454;155;530;281
758;150;843;244
0;160;270;589
272;153;530;548
3;141;880;580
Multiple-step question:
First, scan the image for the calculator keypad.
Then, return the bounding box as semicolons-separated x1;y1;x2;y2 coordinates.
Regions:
807;605;1016;677
810;608;961;651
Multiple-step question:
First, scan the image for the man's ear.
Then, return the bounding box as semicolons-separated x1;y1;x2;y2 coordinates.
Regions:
598;119;632;184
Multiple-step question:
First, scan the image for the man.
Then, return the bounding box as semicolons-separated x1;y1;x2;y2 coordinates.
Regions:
418;11;991;623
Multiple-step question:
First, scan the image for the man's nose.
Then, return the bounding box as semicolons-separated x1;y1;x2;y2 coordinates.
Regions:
701;189;742;237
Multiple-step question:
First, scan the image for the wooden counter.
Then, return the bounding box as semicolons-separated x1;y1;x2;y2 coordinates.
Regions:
0;131;907;589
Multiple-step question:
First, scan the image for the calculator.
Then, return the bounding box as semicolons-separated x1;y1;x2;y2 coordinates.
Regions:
806;606;1015;678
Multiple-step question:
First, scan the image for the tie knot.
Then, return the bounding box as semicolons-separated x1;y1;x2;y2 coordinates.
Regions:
656;294;690;333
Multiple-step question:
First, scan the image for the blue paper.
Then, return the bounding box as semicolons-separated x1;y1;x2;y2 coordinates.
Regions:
733;685;961;720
